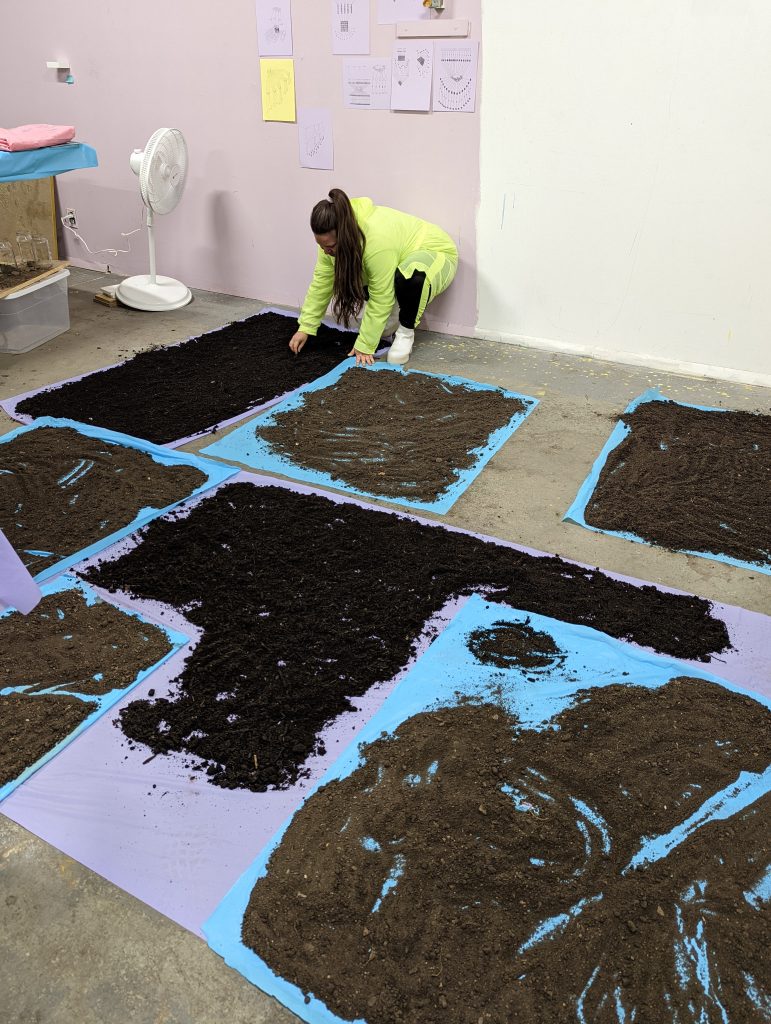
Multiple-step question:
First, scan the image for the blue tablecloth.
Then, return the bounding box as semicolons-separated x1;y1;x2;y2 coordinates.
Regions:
0;142;98;182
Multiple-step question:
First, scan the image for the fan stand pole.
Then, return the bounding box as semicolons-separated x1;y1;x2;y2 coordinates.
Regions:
146;207;157;285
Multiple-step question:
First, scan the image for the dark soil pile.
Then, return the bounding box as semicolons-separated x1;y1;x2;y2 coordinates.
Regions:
0;426;205;573
83;483;731;792
0;589;172;696
242;677;771;1024
15;313;355;445
468;619;565;670
585;400;771;567
259;370;526;502
0;692;95;787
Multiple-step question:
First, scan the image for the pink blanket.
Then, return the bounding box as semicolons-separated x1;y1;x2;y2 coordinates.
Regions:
0;124;76;152
0;530;41;614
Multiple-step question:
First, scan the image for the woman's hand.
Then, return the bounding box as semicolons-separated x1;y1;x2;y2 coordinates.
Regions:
349;347;374;367
289;331;309;355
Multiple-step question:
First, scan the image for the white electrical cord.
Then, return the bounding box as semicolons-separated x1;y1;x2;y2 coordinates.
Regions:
59;205;144;258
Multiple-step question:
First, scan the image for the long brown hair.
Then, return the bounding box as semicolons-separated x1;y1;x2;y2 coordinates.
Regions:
310;188;366;328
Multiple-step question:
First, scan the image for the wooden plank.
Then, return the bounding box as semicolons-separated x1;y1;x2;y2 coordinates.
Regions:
0;177;59;263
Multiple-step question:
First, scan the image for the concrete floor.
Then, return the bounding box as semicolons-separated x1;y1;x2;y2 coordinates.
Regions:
1;269;769;1023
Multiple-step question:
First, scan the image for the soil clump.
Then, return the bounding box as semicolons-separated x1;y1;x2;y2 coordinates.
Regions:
259;370;525;502
84;483;731;792
0;426;205;573
0;692;96;787
468;619;565;670
242;677;771;1024
585;400;771;567
16;313;355;445
0;589;172;696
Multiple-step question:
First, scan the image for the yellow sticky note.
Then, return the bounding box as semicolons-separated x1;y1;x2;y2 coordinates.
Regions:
260;58;296;122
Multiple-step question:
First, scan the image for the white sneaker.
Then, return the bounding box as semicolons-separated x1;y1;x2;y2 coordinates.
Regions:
387;325;415;365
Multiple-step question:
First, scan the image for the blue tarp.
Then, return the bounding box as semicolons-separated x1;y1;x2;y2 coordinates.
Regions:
0;416;237;583
0;574;190;804
564;388;771;575
0;142;98;182
204;594;770;1023
201;361;539;514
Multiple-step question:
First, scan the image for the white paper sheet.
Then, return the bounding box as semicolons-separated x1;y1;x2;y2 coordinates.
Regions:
255;0;293;57
377;0;430;24
331;0;370;55
390;41;433;112
343;59;391;110
297;108;334;170
432;40;479;113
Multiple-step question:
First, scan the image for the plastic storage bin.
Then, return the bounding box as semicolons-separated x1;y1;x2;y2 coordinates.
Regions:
0;269;70;354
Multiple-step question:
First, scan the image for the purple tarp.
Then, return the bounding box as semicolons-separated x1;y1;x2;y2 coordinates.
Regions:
2;472;769;938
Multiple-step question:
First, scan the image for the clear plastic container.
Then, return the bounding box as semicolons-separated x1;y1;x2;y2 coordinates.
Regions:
0;269;70;354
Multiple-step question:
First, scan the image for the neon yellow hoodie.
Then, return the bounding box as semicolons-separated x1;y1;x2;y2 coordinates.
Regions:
298;197;457;355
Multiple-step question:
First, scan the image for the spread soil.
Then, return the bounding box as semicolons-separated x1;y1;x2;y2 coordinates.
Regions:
242;677;771;1024
468;619;565;670
0;589;172;696
0;426;205;573
83;482;731;792
585;400;771;568
0;692;96;787
15;313;355;445
258;370;526;502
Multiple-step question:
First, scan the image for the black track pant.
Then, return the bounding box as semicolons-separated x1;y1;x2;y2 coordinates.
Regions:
394;269;429;329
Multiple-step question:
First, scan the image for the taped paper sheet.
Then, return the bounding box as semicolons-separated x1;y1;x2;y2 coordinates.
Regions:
391;40;434;112
255;0;293;56
298;108;334;170
260;59;296;122
343;58;391;109
331;0;370;55
433;40;479;112
377;0;430;24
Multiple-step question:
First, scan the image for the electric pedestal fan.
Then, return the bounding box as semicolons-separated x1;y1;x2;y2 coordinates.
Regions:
116;128;192;311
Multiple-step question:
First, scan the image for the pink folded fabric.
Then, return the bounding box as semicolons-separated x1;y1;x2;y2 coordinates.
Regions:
0;124;76;152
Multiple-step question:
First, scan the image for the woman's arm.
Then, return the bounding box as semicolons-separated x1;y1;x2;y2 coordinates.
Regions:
295;248;335;345
353;249;398;355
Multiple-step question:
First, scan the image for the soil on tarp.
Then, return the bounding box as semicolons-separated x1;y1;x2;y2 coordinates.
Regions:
0;692;96;787
0;426;205;573
468;619;565;670
0;589;173;696
259;370;526;502
15;313;356;445
242;677;771;1024
585;400;771;567
83;482;731;792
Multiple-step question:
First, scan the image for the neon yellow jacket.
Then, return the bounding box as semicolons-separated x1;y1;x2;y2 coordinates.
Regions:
298;197;457;355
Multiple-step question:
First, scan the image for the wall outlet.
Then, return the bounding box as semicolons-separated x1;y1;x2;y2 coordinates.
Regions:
64;209;78;228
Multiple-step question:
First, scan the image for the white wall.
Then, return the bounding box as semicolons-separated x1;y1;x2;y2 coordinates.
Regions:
478;0;771;385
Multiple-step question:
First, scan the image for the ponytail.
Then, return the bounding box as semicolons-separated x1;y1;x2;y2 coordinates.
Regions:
310;188;366;329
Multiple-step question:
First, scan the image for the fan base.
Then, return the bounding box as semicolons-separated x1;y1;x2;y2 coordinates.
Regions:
116;275;192;312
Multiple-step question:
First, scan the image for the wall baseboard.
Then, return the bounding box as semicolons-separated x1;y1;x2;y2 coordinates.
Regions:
475;326;771;391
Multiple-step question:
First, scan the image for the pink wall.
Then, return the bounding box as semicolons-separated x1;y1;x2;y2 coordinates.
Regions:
3;0;481;335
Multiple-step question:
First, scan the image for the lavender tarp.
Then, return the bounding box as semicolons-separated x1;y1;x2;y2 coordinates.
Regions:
0;528;42;613
0;307;359;449
2;471;769;939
